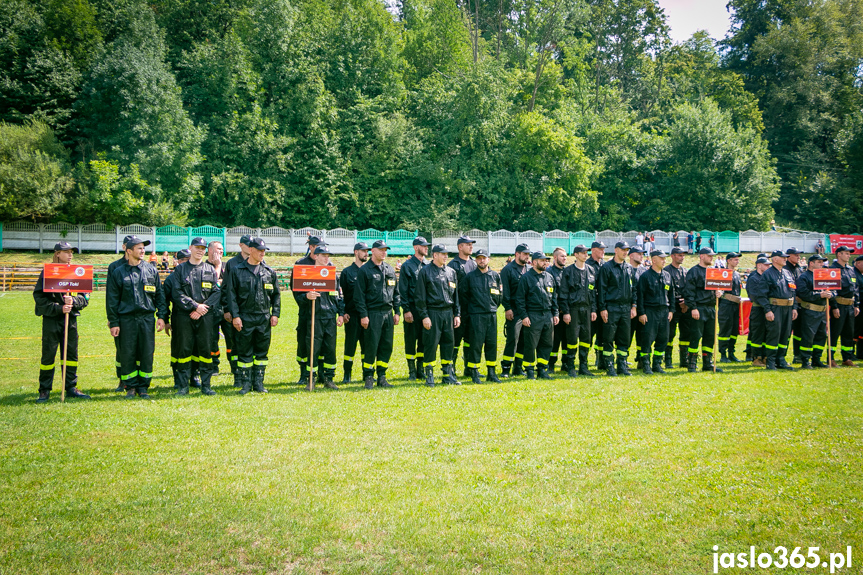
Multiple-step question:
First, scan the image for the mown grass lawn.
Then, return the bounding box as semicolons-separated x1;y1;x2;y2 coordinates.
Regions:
1;290;862;574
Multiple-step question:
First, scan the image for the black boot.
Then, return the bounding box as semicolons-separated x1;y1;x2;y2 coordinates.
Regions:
470;368;482;384
416;358;424;379
617;356;631;376
238;368;252;395
857;340;863;360
579;361;595;377
688;352;698;373
719;348;730;363
297;365;309;386
253;367;268;393
680;346;690;369
664;349;673;369
512;359;524;377
363;373;375;389
424;366;435;387
137;387;151;400
36;390;50;403
606;356;617;377
566;357;578;378
652;356;665;374
642;355;653;375
407;359;417;382
500;364;511;378
125;388;137;399
342;360;352;383
190;373;201;389
377;368;393;388
765;357;777;370
777;357;795;371
703;352;723;373
486;366;501;383
548;356;557;373
728;349;741;362
800;358;813;369
537;365;552;380
443;364;461;385
200;367;216;395
114;380;125;392
324;369;339;389
525;366;536;380
744;344;753;362
176;369;190;395
812;356;827;368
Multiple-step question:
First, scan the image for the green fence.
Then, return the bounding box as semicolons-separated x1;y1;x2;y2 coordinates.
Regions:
570;231;596;250
189;225;226;248
715;231;740;253
155;225;190;253
385;229;418;256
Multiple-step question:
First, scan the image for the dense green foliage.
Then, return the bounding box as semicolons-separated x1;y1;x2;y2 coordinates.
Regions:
0;0;859;232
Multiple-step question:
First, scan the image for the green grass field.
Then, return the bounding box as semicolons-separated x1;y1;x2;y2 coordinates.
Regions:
2;287;862;574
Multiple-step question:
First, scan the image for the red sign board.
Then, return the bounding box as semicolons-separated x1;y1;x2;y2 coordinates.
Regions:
43;264;94;293
829;234;863;253
813;268;842;291
705;268;734;291
291;265;337;292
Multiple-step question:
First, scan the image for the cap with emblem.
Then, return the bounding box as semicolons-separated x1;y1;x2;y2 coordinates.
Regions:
628;246;644;255
835;245;853;253
756;257;770;265
770;250;787;258
855;255;863;263
248;237;270;251
614;241;630;250
670;247;685;255
591;241;606;250
809;254;828;262
413;236;430;246
239;235;252;246
697;247;715;255
515;243;530;254
757;253;768;259
176;249;191;260
531;251;549;260
307;235;324;245
53;241;79;253
125;235;151;248
785;247;800;255
314;245;332;255
122;235;134;247
650;250;667;258
372;239;390;250
431;244;447;254
572;244;588;254
457;235;476;245
190;237;206;247
726;252;741;259
353;241;369;251
474;248;490;258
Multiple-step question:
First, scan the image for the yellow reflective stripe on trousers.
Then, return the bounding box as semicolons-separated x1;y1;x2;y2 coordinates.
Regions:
253;359;268;366
40;363;55;370
121;371;139;380
237;361;253;368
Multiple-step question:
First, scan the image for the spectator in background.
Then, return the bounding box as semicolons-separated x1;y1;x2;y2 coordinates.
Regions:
148;250;159;267
161;251;170;270
688;232;695;253
695;233;702;252
815;238;825;256
644;233;653;254
635;232;644;250
673;232;680;248
709;234;716;253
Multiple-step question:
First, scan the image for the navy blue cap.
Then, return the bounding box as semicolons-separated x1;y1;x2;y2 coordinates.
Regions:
531;251;549;260
431;244;447;254
591;241;606;249
176;249;191;260
190;237;206;247
835;245;853;253
239;235;252;246
307;235;324;245
698;247;715;255
474;248;490;257
372;240;389;250
614;241;630;250
53;241;78;253
314;245;332;255
785;247;800;255
670;247;685;255
650;250;667;258
515;243;530;254
457;235;476;245
572;245;588;254
628;246;644;255
248;237;270;251
353;242;369;251
726;252;741;259
413;236;430;246
809;254;828;262
770;250;787;258
756;257;770;265
125;235;151;248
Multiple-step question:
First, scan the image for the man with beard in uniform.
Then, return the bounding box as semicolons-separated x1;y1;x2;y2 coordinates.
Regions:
559;245;597;377
681;247;724;373
547;247;568;373
628;246;647;368
746;257;771;367
34;241;91;403
855;255;863;360
500;243;531;378
762;250;798;370
515;252;559;380
416;244;461;386
448;235;477;375
228;237;281;394
205;241;230;375
596;241;637;377
636;250;672;375
664;247;689;369
291;236;324;385
169;237;221;395
107;235;168;399
783;247;804;362
586;241;606;369
355;240;401;389
718;252;743;363
339;242;369;383
221;235;251;384
828;245;860;367
398;236;430;381
297;245;343;390
795;254;832;369
460;248;503;383
164;249;190;390
107;236;132;392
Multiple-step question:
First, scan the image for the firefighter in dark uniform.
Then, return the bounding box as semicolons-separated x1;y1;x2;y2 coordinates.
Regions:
783;247;804;362
547;247;568;372
746;257;771;367
107;237;131;392
460;248;502;383
596;241;637;377
220;235;251;383
339;242;369;382
855;255;863;359
34;241;91;403
169;238;222;395
354;239;401;389
227;237;281;394
717;252;743;363
399;236;430;381
164;249;190;390
416;244;461;386
500;243;531;377
514;252;559;380
448;235;477;375
106;235;168;399
296;245;343;390
829;245;860;366
636;250;672;375
559;244;597;377
205;241;229;375
681;247;724;373
586;241;606;369
628;246;647;368
762;250;798;370
795;254;831;369
291;236;323;385
664;247;689;368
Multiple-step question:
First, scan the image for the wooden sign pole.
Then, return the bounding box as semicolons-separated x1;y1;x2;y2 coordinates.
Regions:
826;300;832;369
61;291;70;403
308;303;316;391
714;297;719;373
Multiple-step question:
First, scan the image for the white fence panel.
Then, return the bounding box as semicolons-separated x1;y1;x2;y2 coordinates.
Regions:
596;230;621;253
739;230;762;252
260;227;293;253
803;233;825;253
432;229;460;251
518;230;543;253
2;222;40;250
119;224;155;254
782;232;804;252
464;229;489;252
326;228;357;254
762;231;783;253
80;224;114;252
225;226;259;252
649;231;672;251
489;230;516;255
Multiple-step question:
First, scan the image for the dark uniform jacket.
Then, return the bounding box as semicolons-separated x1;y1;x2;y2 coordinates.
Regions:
107;256;127;276
558;263;596;315
747;271;768;308
460;268;502;315
220;253;247;318
34;272;89;318
291;255;317;316
514;268;558;321
501;261;526;313
226;260;281;319
171;261;222;314
719;270;742;305
415;263;460;319
597;259;636;311
548;264;565;288
295;265;343;319
796;270;828;306
447;256;477;287
355;260;400;317
762;265;798;313
106;262;168;328
636;267;671;316
682;265;715;311
783;261;803;282
398;255;427;317
340;263;362;316
163;271;179;323
664;263;687;312
828;260;859;307
586;257;604;275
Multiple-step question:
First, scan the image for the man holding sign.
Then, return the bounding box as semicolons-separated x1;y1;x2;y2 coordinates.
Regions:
33;242;91;403
682;247;724;373
828;245;860;366
761;250;798;371
795;254;831;369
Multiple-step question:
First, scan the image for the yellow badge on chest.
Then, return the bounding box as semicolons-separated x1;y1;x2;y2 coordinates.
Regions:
263;283;273;290
449;281;456;289
329;291;337;296
202;282;212;289
490;288;500;295
387;279;396;286
144;285;156;293
665;284;670;290
546;286;554;293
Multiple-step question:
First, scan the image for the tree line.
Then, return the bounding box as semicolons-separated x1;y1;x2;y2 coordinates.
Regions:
1;0;860;233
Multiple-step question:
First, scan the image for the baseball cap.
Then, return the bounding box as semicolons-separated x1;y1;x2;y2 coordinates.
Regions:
431;244;447;254
372;240;390;250
809;254;828;262
698;247;715;255
307;235;324;245
176;249;191;260
670;247;685;255
457;235;476;245
474;248;490;258
614;241;630;250
785;247;800;255
52;241;79;253
726;252;741;259
531;251;549;260
190;237;206;247
239;235;252;246
413;236;430;246
650;250;667;258
770;250;787;258
353;242;369;251
515;243;530;254
572;245;588;254
125;235;151;248
628;246;644;255
756;257;770;265
835;245;853;253
314;245;332;255
591;241;606;249
248;237;270;251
